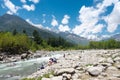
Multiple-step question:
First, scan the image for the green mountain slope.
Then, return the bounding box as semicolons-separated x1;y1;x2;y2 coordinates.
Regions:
0;14;89;45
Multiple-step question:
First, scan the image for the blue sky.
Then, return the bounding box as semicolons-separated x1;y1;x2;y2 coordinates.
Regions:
0;0;120;40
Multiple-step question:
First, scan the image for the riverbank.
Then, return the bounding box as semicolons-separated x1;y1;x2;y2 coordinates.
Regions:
25;49;120;80
0;50;61;63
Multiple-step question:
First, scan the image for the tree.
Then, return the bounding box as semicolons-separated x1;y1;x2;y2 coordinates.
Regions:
32;30;43;45
22;29;27;34
12;29;17;35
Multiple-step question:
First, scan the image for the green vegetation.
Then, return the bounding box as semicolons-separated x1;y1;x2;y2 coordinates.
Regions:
22;71;54;80
0;30;120;54
89;39;120;49
0;31;74;54
0;32;30;54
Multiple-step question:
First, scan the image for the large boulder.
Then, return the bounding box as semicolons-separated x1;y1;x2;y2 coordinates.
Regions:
87;66;103;76
54;68;75;76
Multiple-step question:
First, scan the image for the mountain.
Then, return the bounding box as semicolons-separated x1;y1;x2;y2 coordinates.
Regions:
0;14;89;45
0;14;57;39
110;33;120;41
58;32;89;45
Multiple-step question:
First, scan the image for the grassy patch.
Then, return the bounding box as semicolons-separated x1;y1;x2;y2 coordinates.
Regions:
22;71;54;80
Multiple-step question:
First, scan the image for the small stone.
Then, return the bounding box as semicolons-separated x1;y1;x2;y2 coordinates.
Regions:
101;72;108;77
42;78;50;80
112;74;120;78
72;73;81;79
51;76;62;80
49;74;54;78
101;63;112;67
75;67;84;71
107;66;118;71
62;73;71;80
116;64;120;69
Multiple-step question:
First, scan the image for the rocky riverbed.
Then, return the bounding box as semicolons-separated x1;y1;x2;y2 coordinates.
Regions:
0;50;58;63
26;50;120;80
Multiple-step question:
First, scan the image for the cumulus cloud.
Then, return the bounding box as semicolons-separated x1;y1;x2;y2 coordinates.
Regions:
72;5;101;36
58;24;70;32
26;19;43;28
51;16;58;27
72;0;120;40
29;0;40;4
104;1;120;33
92;24;104;34
4;0;20;14
20;0;26;3
23;4;35;11
61;15;70;24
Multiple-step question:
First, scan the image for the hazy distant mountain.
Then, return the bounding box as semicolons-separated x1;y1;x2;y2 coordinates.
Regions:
110;33;120;41
0;14;89;45
58;32;89;45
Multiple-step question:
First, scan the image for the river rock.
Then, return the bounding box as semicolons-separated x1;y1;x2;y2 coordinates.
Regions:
54;68;75;76
100;72;108;77
100;62;112;67
62;73;71;80
107;66;118;71
87;66;103;76
51;76;62;80
42;78;50;80
106;57;114;64
113;57;120;62
112;74;120;78
0;56;3;61
72;73;81;79
21;53;28;59
116;64;120;69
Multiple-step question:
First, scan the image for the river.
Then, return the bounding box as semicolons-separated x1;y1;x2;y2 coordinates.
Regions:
0;53;62;80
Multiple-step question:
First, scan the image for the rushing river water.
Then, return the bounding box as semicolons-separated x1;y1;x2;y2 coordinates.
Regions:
0;53;62;80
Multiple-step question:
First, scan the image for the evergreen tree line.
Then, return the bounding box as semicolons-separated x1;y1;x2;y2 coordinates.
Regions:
89;39;120;49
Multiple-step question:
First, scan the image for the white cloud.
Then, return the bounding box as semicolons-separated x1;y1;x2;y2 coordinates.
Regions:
51;16;58;27
4;0;20;14
23;4;35;11
61;15;70;24
58;24;70;32
45;27;51;31
42;19;46;23
92;24;104;34
20;0;26;3
87;34;99;41
29;0;40;4
104;1;120;33
51;19;58;27
72;0;120;40
26;19;43;29
72;5;101;36
42;14;46;23
7;11;13;15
